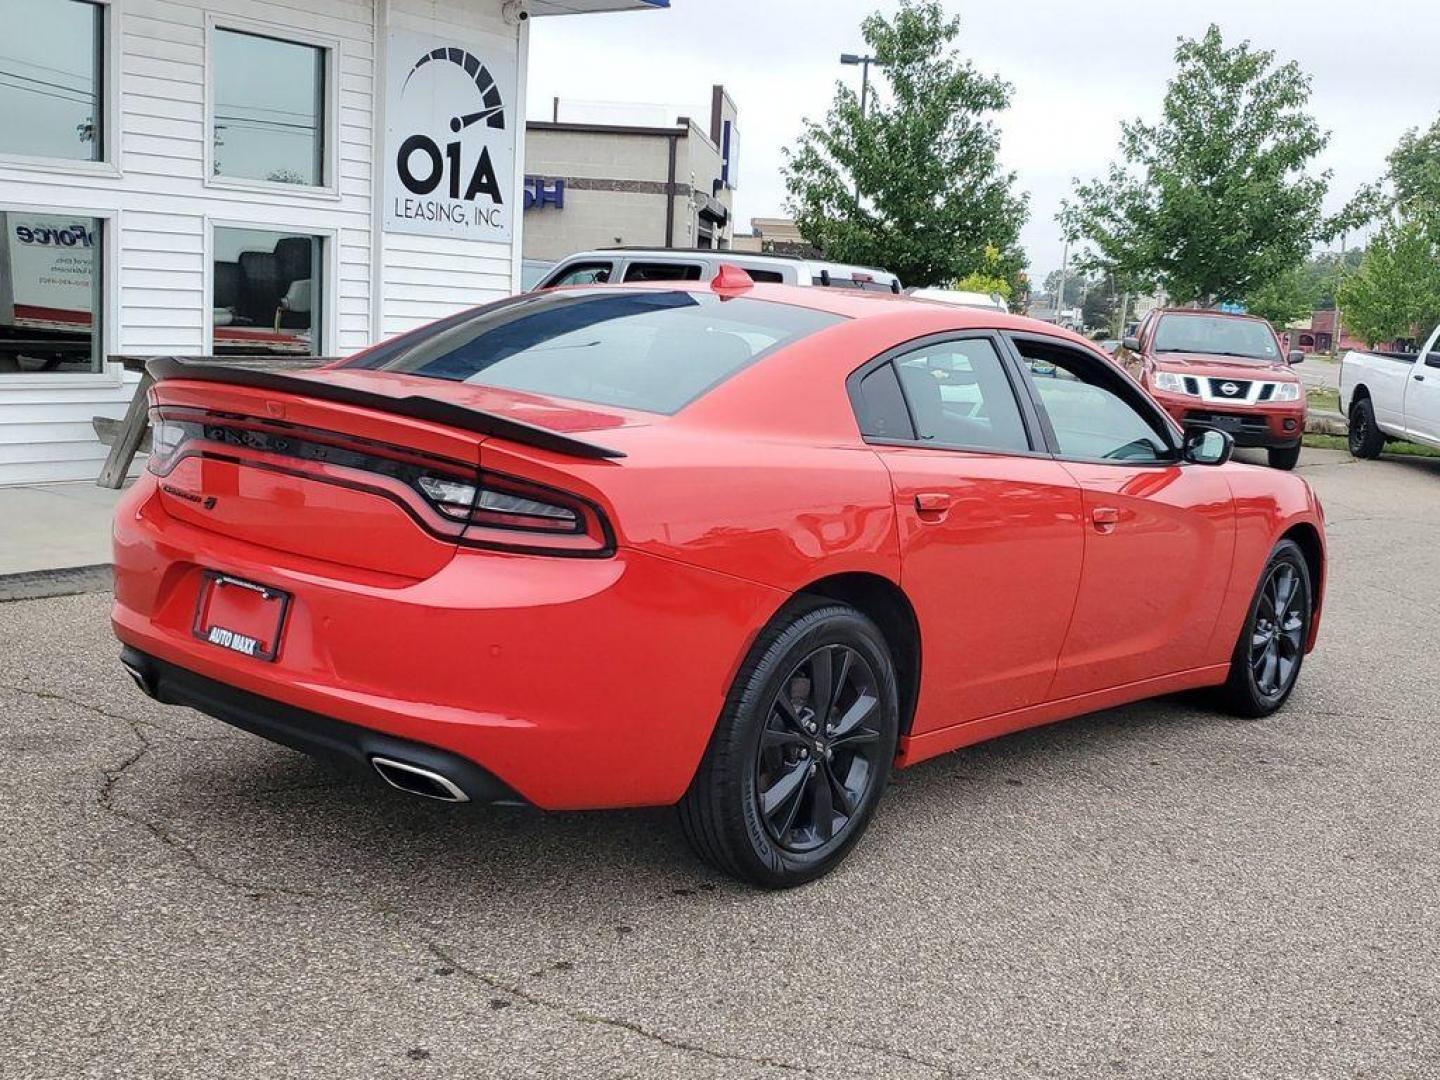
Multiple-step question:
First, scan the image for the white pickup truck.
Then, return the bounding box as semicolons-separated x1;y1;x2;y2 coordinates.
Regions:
1338;323;1440;458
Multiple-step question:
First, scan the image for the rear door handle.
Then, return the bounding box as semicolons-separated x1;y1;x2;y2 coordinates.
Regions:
915;492;951;520
1415;374;1426;382
1091;506;1119;533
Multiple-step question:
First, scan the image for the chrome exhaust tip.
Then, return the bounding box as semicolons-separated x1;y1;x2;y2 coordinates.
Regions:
121;658;155;698
370;756;470;803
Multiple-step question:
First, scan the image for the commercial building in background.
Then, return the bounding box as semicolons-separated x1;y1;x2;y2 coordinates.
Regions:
521;86;738;262
0;0;668;486
731;216;816;257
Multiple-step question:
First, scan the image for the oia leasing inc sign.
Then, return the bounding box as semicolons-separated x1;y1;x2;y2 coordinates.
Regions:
384;30;517;242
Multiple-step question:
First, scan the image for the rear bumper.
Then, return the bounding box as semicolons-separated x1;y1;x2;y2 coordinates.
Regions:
1152;392;1305;449
112;476;785;810
120;646;524;804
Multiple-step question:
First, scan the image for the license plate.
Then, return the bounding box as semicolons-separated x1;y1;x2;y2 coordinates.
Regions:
192;572;290;662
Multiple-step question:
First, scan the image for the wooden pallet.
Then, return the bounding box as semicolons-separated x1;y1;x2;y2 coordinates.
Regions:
95;355;332;489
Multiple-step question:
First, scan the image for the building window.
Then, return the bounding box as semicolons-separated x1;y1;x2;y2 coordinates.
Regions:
0;0;105;163
1;211;104;374
213;227;322;355
212;28;326;187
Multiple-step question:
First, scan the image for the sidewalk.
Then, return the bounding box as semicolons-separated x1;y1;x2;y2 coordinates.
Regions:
0;483;124;597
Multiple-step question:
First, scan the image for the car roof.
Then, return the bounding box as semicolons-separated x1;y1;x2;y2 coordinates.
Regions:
561;279;1095;345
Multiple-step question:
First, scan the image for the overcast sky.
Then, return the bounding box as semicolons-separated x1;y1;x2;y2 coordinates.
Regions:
528;0;1440;280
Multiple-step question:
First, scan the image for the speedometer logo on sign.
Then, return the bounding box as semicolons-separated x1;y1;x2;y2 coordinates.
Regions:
385;34;517;241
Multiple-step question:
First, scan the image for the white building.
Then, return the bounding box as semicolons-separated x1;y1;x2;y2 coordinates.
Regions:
0;0;667;485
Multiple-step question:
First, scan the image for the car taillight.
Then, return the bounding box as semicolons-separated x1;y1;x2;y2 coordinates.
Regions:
416;470;612;555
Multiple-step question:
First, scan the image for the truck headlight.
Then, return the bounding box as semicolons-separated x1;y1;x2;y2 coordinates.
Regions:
1273;382;1301;401
1153;371;1189;394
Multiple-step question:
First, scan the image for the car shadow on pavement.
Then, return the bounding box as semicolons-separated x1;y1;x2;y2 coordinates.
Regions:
129;688;1247;903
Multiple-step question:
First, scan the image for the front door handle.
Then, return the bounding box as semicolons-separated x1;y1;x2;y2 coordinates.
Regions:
915;492;951;521
1091;506;1119;533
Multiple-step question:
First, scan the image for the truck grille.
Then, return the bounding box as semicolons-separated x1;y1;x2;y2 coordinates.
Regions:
1207;378;1253;400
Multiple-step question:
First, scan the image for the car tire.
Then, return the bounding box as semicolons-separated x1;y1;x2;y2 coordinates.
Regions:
1216;539;1313;719
1348;396;1384;459
1267;444;1302;470
678;599;899;888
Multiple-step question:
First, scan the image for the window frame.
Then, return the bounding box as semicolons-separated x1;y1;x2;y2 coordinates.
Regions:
0;200;121;386
845;330;1049;457
1003;331;1185;467
204;217;337;358
203;13;340;200
0;0;120;178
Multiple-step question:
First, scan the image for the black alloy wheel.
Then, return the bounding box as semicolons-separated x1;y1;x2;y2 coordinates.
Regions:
679;600;899;888
756;644;883;854
1249;561;1307;699
1219;538;1312;717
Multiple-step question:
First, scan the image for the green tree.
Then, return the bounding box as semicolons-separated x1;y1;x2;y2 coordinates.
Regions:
1244;264;1316;327
1337;221;1440;347
1063;25;1331;306
782;0;1028;287
1387;115;1440;223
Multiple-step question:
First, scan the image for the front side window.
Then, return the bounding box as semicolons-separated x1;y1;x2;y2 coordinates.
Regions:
1016;340;1173;463
1152;314;1279;361
347;290;842;414
545;261;613;288
890;338;1030;452
0;0;104;162
212;28;326;186
212;227;322;355
0;211;103;374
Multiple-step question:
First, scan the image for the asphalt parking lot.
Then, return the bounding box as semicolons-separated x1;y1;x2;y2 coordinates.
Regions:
3;445;1438;1079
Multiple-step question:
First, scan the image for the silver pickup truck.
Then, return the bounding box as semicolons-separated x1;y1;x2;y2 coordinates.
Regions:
1338;323;1440;458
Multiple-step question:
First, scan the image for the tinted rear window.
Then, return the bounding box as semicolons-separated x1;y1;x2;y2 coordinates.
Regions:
347;290;844;414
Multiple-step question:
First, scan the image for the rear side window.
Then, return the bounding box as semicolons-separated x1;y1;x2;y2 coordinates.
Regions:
890;338;1030;452
745;268;786;284
347;290;843;415
623;262;703;282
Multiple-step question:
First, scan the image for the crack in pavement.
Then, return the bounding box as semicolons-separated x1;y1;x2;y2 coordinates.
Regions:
13;676;816;1074
845;1039;956;1078
423;938;816;1076
1;679;337;902
0;681;241;743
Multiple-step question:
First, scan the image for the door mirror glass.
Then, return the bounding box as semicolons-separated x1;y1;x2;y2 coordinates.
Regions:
1122;336;1141;352
1183;426;1233;466
1288;349;1305;365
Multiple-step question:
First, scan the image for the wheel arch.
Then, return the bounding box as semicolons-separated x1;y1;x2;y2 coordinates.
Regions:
792;572;922;739
1280;521;1325;649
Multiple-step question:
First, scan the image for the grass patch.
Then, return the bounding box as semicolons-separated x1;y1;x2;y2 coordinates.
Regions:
1303;433;1440;459
1307;386;1340;413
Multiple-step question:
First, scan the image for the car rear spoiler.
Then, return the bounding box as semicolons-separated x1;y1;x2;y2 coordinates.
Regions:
145;358;626;461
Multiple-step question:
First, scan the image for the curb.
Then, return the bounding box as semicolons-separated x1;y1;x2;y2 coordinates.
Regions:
0;564;113;603
1306;410;1347;437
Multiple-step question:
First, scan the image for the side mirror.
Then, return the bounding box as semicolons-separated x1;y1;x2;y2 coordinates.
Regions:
1288;349;1305;365
1183;426;1234;466
1122;336;1141;352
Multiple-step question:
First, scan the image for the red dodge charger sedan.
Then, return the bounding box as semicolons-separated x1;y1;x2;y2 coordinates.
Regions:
113;274;1325;887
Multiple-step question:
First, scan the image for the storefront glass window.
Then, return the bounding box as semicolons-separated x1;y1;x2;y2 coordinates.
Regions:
213;227;322;355
212;29;326;186
0;212;103;374
0;0;105;162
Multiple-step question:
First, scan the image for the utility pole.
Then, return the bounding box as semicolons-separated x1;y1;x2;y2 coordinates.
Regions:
1055;238;1069;326
841;53;880;205
1333;231;1347;357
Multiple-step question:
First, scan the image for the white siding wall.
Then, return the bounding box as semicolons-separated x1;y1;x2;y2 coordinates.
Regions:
380;0;522;338
0;0;525;485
